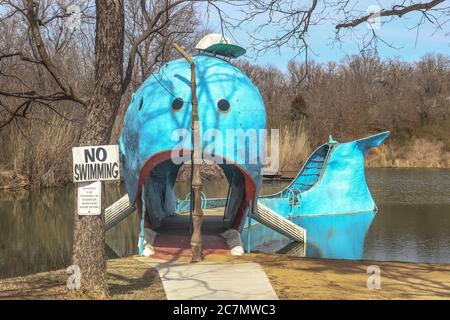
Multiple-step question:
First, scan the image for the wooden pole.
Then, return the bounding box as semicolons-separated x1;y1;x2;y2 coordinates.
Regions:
172;43;203;262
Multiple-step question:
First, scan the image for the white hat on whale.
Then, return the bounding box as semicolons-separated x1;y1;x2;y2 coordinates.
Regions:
195;33;246;59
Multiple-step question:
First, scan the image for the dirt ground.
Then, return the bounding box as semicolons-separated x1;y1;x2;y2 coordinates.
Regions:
0;253;449;300
0;257;166;300
203;253;450;300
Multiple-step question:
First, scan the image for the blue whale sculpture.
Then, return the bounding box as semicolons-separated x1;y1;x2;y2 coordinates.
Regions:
119;52;390;259
119;54;266;232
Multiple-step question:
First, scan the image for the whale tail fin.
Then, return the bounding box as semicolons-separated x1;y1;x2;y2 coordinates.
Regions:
356;131;390;154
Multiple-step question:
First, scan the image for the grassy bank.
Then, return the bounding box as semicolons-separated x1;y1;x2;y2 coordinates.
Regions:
0;114;80;190
1;254;449;300
1;118;450;191
367;140;450;168
0;257;166;300
242;254;450;300
276;121;450;172
1;53;449;189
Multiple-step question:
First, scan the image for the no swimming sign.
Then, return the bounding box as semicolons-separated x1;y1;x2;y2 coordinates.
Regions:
72;145;120;183
72;145;120;216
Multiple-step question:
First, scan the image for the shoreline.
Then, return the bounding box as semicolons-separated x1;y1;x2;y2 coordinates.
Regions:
2;166;450;191
1;254;449;300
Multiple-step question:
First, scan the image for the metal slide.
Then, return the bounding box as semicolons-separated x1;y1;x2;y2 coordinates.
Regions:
104;194;306;244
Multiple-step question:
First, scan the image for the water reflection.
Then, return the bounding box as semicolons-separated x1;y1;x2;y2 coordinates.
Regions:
0;187;73;279
364;204;450;262
0;168;449;279
364;168;450;263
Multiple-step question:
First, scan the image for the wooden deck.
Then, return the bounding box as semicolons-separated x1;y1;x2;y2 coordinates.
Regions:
152;208;230;260
155;208;227;235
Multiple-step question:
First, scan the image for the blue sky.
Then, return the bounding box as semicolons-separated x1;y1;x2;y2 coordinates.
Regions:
201;1;450;70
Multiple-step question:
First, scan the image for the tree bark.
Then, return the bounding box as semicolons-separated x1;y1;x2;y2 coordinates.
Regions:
72;0;124;296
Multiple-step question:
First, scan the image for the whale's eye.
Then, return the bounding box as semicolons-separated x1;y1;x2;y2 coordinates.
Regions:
172;97;184;111
217;99;230;113
138;97;144;111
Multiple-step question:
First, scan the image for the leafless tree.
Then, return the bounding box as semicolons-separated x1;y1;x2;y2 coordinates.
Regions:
2;0;448;127
0;0;205;129
0;0;205;296
233;0;449;74
1;0;449;296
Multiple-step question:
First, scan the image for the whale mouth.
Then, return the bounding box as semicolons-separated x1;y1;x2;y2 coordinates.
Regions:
135;149;256;231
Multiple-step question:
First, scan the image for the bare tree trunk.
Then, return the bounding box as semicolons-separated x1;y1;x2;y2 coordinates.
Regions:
72;0;124;296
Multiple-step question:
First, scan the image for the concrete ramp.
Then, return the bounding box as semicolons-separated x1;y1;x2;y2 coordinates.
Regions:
136;257;278;300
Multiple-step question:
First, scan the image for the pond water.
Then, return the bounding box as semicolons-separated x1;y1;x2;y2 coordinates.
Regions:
0;168;449;279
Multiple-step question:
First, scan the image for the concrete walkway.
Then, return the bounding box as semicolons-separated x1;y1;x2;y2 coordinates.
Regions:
136;257;278;300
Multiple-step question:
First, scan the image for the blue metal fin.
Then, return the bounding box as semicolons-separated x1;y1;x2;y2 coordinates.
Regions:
328;135;338;144
356;131;390;154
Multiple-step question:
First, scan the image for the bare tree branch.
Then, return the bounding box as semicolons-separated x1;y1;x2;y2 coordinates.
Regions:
122;0;193;93
336;0;447;29
25;0;87;106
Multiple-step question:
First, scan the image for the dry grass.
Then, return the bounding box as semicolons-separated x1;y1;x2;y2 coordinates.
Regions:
2;254;449;300
204;253;450;300
0;257;166;300
275;121;311;174
257;255;450;300
1;111;449;191
274;119;450;171
0;114;80;188
272;119;450;175
367;138;450;168
0;170;29;190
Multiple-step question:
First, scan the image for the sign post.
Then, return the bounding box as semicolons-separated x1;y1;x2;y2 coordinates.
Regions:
72;145;120;216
